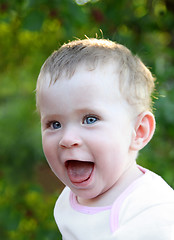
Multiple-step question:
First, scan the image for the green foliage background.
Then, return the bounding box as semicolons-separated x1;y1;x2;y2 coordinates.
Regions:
0;0;174;239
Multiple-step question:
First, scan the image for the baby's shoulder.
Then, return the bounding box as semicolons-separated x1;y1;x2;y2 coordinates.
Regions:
110;170;174;236
118;169;174;224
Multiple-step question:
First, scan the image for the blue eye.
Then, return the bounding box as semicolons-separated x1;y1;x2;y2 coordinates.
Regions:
84;116;98;125
51;121;61;129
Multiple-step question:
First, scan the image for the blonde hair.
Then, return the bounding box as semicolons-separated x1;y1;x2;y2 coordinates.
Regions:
36;38;155;113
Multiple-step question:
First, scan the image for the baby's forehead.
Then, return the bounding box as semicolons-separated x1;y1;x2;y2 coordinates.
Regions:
37;61;138;116
39;64;134;113
38;62;122;101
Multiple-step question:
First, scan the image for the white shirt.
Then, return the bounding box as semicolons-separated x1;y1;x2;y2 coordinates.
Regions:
54;166;174;240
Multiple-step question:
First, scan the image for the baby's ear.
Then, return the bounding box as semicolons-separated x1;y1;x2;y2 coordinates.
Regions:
130;111;156;151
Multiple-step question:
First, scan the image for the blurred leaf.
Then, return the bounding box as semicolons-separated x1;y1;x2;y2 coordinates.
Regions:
22;10;45;31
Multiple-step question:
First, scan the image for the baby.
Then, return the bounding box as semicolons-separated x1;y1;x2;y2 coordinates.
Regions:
36;38;174;240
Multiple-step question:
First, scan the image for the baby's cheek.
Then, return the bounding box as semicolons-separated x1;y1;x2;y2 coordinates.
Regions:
42;136;55;160
42;137;60;175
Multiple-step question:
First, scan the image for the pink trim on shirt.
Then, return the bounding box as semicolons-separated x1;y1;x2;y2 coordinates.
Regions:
70;191;112;214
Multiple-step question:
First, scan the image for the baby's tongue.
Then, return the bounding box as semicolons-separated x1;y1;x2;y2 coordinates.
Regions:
66;160;94;183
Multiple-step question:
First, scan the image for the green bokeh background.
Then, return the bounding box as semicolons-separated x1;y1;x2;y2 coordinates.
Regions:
0;0;174;239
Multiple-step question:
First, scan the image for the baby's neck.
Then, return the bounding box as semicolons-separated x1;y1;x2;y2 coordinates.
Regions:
77;163;143;207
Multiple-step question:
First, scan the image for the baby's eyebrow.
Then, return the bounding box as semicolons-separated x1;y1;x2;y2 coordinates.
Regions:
41;113;63;122
75;107;94;113
74;106;103;114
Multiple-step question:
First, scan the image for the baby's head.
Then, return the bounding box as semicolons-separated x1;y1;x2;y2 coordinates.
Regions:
36;38;156;204
36;38;155;114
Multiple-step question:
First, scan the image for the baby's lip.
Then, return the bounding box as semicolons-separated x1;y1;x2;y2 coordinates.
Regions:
65;159;93;166
65;160;94;183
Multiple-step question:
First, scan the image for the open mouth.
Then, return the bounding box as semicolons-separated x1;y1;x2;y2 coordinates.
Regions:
65;160;94;184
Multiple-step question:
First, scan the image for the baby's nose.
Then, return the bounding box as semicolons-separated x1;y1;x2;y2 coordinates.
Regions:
59;131;82;149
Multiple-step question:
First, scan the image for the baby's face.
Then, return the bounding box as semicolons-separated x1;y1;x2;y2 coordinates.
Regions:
39;63;136;202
